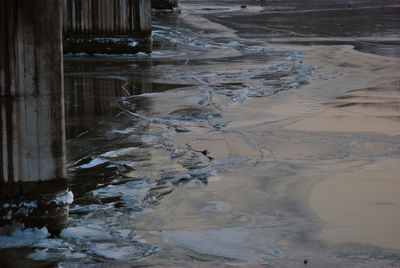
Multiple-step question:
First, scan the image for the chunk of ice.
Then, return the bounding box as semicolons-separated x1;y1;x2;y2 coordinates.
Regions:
60;226;113;241
101;147;139;158
50;191;74;205
0;225;49;248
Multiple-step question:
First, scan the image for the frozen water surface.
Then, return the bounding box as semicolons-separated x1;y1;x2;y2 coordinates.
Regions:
1;0;400;267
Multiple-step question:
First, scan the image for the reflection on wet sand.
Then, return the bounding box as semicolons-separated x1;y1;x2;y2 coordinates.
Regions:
1;0;399;267
310;158;400;250
64;75;194;134
128;43;400;267
62;2;400;266
207;0;400;57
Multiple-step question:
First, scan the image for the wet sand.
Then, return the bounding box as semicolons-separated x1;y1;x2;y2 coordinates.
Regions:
286;46;400;250
131;2;400;267
130;44;400;266
310;158;400;250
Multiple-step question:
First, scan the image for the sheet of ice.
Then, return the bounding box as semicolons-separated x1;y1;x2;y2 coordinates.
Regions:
34;239;66;249
60;225;113;241
101;147;139;158
159;227;283;263
110;127;136;134
89;242;157;260
104;180;155;206
201;201;232;212
73;157;108;169
50;191;74;205
128;41;138;47
27;249;87;260
227;41;240;49
0;225;49;248
56;13;315;265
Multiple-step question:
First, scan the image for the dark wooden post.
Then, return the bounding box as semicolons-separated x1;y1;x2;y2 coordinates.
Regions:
0;0;71;234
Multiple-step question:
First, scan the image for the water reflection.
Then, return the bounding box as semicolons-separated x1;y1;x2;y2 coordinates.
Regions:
65;78;127;140
211;0;400;57
1;1;399;266
64;76;192;140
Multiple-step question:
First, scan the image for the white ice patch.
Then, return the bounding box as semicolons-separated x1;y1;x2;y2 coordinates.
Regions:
135;52;148;56
118;229;134;239
201;201;232;212
28;248;87;260
159;227;283;263
74;158;108;169
152;24;171;30
19;201;38;208
110;127;136;134
60;225;113;241
0;225;49;248
89;242;157;260
227;41;240;49
101;180;154;208
34;238;66;249
90;243;135;259
73;52;87;56
50;191;74;205
128;41;138;47
101;147;139;158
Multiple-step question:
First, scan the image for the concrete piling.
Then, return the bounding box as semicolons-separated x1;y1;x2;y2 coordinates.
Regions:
0;0;71;234
0;0;154;233
63;0;152;54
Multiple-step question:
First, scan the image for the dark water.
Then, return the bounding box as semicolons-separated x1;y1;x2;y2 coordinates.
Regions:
1;0;400;267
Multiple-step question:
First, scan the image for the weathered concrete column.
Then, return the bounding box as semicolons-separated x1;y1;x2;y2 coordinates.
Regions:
63;0;152;54
0;0;71;234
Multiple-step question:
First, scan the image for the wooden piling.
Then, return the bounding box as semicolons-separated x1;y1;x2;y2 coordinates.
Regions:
0;0;70;234
63;0;152;54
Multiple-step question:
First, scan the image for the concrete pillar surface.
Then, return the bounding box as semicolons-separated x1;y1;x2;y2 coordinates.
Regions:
0;0;70;234
63;0;152;54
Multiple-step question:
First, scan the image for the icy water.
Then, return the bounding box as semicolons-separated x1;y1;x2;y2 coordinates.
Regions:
1;1;400;267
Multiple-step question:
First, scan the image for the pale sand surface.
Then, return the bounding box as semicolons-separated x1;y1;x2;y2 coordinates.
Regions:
132;44;400;266
290;46;400;250
129;3;400;265
309;158;400;249
286;108;400;136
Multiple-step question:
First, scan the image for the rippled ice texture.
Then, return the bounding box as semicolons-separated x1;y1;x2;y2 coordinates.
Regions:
1;0;400;267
